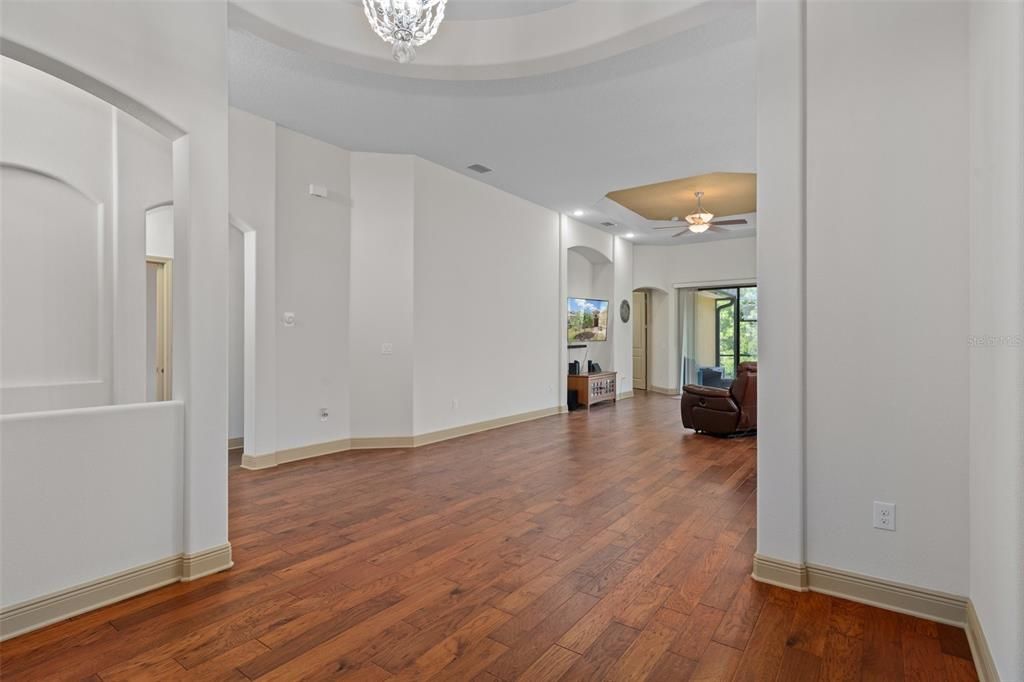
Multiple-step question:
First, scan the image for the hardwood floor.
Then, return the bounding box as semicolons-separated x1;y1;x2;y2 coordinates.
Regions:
0;393;977;680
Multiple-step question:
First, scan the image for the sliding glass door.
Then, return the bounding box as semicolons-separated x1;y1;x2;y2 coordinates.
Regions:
695;285;757;387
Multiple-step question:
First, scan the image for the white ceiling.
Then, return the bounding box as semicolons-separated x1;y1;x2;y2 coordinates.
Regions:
228;0;756;245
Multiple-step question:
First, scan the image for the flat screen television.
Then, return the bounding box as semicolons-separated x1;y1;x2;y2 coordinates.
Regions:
568;297;609;342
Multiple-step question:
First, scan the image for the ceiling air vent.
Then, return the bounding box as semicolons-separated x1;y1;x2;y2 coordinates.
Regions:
600;221;616;227
466;163;492;174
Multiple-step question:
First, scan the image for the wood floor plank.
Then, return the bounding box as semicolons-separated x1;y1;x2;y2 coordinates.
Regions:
731;600;796;682
0;394;976;682
671;603;726;660
558;622;640;682
820;629;863;682
690;641;743;682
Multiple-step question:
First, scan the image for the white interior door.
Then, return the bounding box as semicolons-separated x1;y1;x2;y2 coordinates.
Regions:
632;290;648;390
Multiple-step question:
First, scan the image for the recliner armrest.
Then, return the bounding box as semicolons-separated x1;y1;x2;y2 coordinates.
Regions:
682;384;731;399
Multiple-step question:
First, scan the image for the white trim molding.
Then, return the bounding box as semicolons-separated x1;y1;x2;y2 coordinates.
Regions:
966;600;999;682
0;543;233;641
181;543;234;582
752;553;809;591
241;406;563;470
648;385;680;396
753;555;968;627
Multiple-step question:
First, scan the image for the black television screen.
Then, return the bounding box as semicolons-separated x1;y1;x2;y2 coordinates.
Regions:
567;298;609;342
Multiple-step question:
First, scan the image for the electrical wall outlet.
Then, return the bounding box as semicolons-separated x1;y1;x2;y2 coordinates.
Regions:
873;501;895;531
319;407;329;421
451;398;458;410
381;343;393;355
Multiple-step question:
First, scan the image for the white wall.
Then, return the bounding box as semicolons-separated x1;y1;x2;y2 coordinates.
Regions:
754;0;808;579
633;237;757;291
0;53;171;414
612;237;634;393
274;126;352;451
633;237;757;392
2;0;231;560
228;107;276;458
413;157;561;433
228;226;244;440
145;205;175;260
116;111;173;405
968;2;1024;678
0;57;112;413
804;0;970;597
1;402;183;610
349;153;415;438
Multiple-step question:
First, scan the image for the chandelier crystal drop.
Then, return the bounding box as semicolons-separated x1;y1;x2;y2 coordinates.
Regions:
362;0;447;64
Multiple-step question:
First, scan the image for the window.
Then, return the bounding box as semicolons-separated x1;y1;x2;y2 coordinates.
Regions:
706;286;757;379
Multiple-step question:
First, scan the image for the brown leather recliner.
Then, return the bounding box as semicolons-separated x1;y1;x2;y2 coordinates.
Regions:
681;362;757;436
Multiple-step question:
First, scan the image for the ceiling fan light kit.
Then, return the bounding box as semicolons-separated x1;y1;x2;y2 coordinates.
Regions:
685;191;714;232
362;0;447;64
648;190;749;238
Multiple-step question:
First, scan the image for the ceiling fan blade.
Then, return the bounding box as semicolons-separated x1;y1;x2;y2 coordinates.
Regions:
671;230;689;238
652;225;684;230
708;219;748;226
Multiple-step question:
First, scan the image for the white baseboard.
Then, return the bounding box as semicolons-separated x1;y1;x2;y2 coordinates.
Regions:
181;543;234;582
411;406;561;447
966;599;1000;682
227;437;244;450
618;390;635;400
241;406;563;471
648;385;680;396
1;543;233;641
753;554;967;626
751;554;809;591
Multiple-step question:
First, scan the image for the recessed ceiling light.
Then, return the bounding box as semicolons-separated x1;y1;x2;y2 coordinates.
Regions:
572;209;584;217
624;233;635;238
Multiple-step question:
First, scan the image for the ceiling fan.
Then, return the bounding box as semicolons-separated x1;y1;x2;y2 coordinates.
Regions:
653;191;749;237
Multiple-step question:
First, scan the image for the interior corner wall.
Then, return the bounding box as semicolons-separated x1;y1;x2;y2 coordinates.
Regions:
804;1;969;595
968;1;1024;678
754;0;806;567
228;227;244;439
115;110;173;406
349;152;415;438
612;237;634;394
228;106;276;457
413;157;560;434
274;126;351;451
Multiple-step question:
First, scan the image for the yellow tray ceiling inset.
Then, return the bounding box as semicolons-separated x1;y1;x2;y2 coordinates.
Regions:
606;172;756;221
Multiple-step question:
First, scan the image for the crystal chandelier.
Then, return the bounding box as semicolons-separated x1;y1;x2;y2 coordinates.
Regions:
362;0;447;64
